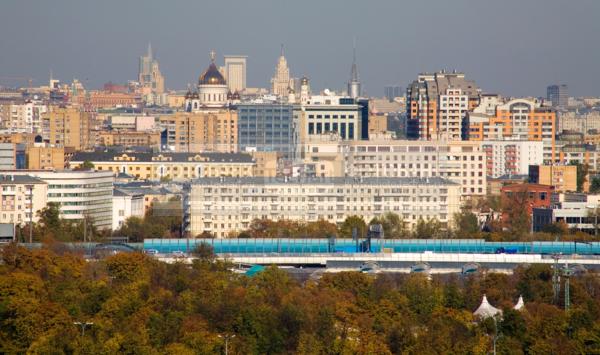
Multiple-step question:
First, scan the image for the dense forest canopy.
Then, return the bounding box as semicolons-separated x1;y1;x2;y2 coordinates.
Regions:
1;244;599;354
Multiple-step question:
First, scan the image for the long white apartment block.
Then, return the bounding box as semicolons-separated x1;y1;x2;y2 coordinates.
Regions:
189;177;460;238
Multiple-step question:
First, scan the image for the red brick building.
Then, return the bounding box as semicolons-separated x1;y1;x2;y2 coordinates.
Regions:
500;183;555;225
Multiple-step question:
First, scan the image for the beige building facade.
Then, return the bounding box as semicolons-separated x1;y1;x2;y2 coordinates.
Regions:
0;174;48;226
45;106;93;150
302;136;486;198
69;152;259;181
158;111;237;152
189;177;461;238
26;146;65;170
97;130;161;147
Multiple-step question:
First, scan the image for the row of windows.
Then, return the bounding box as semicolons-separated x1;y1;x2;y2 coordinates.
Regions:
48;182;113;189
308;122;354;139
239;108;291;114
200;187;449;194
48;191;112;198
308;114;355;119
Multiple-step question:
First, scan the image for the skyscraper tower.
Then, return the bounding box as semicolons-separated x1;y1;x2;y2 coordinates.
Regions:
138;43;165;94
547;84;568;108
347;40;361;99
271;45;292;97
224;55;247;93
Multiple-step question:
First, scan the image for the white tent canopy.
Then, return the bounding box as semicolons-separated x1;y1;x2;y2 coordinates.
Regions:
473;294;502;319
514;295;525;311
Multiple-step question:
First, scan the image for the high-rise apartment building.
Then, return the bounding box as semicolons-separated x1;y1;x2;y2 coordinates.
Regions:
406;71;480;140
547;84;568;108
158;111;237;153
465;99;556;163
271;46;293;97
45;106;93;151
138;43;165;94
224;55;247;93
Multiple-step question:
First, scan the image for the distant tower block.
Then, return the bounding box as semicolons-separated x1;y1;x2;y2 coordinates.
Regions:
224;55;247;93
271;44;293;97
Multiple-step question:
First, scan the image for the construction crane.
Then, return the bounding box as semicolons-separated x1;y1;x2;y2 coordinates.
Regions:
0;76;34;89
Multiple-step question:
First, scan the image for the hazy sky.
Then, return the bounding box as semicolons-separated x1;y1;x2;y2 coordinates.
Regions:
1;0;599;97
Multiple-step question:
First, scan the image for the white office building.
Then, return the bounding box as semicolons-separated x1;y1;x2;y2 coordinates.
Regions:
298;95;363;142
112;188;144;230
12;170;114;229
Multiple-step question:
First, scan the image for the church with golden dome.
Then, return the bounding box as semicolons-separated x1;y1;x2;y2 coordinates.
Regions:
185;50;239;112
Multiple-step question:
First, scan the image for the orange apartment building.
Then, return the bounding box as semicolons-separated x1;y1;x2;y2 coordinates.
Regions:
406;71;480;140
465;99;556;163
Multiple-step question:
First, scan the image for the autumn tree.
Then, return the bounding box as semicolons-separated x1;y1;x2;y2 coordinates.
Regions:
339;215;367;238
370;212;411;239
453;209;481;238
413;217;445;239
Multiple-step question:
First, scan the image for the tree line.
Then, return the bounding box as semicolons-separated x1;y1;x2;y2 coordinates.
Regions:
0;244;599;354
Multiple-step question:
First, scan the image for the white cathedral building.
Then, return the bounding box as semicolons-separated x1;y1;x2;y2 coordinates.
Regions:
185;50;239;112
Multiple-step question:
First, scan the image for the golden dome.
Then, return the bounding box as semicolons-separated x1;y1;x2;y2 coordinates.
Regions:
198;50;226;86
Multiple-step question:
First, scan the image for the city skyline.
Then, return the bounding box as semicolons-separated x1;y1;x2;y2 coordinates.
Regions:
1;0;599;97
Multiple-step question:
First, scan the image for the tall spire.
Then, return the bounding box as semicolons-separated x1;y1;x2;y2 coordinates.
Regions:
280;43;284;57
147;42;153;60
351;37;359;81
210;49;216;63
348;37;361;98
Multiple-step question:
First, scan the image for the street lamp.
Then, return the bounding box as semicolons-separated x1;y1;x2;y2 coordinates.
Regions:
491;315;503;355
218;334;235;355
73;321;94;337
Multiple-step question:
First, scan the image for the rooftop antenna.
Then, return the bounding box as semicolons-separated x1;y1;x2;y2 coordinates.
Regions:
280;43;284;57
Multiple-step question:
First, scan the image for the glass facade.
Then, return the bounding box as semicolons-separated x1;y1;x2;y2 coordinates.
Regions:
237;103;294;158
